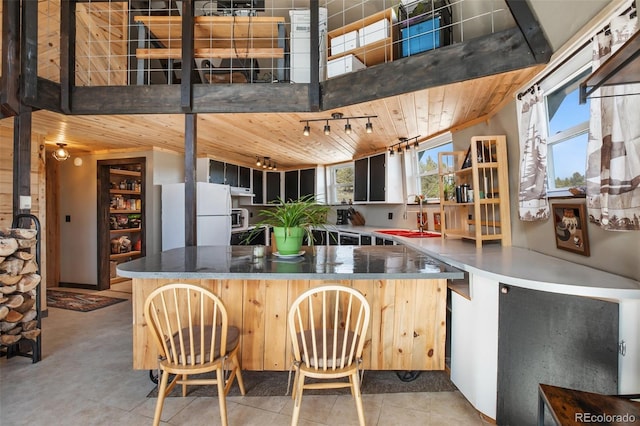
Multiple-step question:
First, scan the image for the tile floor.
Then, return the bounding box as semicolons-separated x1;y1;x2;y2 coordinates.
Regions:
0;282;489;425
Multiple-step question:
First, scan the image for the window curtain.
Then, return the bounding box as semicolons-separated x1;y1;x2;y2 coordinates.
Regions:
586;12;640;230
517;86;549;221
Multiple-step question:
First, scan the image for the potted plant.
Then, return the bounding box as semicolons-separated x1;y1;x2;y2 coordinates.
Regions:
249;194;330;255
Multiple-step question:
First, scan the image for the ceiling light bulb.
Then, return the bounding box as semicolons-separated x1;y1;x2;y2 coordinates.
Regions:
303;125;310;136
344;122;352;134
273;163;277;171
256;157;261;167
324;122;331;135
52;143;70;161
366;121;373;134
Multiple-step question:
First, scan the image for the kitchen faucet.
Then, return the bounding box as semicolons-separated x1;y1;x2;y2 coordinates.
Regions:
408;194;427;233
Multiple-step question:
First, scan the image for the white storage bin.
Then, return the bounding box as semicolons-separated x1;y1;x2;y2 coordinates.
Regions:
289;8;327;32
359;18;390;47
327;54;366;78
330;30;359;55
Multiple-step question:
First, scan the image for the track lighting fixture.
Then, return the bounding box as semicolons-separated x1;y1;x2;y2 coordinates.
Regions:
256;156;277;171
300;112;377;136
52;143;70;161
388;136;421;155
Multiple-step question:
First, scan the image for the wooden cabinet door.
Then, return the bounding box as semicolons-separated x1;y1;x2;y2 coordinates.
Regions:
354;158;368;202
369;153;386;201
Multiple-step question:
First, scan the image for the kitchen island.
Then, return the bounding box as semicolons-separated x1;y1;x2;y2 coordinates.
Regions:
117;244;464;371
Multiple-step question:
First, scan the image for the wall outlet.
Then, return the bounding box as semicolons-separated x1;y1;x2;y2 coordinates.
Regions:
65;215;71;222
388;212;393;220
19;195;32;210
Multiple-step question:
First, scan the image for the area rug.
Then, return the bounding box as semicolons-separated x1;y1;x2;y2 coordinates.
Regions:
147;370;457;398
46;290;126;312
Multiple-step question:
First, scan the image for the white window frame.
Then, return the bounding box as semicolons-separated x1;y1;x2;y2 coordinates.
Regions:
408;133;453;202
327;162;354;205
541;47;592;197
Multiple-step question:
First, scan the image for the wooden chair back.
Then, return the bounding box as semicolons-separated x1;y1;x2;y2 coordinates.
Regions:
288;285;370;371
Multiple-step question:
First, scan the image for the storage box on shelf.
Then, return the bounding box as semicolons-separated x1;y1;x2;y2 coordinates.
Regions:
438;135;511;248
326;8;398;78
398;0;452;57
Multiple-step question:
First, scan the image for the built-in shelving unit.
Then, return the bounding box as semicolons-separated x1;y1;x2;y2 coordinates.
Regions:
327;8;398;68
438;135;511;248
97;158;146;290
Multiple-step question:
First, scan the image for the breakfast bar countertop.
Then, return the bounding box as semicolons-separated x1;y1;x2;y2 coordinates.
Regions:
117;244;465;280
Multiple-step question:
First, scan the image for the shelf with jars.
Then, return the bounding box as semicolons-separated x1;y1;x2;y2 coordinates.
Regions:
97;158;146;290
438;135;511;248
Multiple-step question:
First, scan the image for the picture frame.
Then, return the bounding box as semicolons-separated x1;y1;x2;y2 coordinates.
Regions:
552;203;590;256
460;146;472;169
433;212;441;231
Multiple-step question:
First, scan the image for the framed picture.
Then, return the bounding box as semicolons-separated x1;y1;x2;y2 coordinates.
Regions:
552;203;590;256
433;212;441;231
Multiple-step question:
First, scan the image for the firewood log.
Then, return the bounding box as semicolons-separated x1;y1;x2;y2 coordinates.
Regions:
15;297;35;314
17;238;36;249
20;259;38;274
0;334;21;345
22;319;37;331
12;251;34;261
0;238;18;257
0;321;18;332
6;325;22;335
5;310;23;323
21;329;40;340
21;309;37;323
6;294;24;309
0;256;5;263
0;274;22;285
0;306;8;321
17;274;41;293
10;228;37;239
0;285;17;294
0;258;23;275
0;228;10;238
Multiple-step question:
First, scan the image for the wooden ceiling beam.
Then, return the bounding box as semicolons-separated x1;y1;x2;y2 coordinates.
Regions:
1;0;21;117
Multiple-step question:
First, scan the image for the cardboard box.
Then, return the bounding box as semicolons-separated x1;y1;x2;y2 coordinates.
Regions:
359;18;390;47
330;30;359;55
400;16;441;57
327;54;366;78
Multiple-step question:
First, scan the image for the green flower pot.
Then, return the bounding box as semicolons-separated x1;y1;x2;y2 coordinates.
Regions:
273;226;304;255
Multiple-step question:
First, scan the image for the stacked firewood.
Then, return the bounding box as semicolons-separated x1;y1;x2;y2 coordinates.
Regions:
0;228;41;347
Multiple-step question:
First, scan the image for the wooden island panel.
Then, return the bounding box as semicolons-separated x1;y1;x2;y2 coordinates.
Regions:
132;277;447;371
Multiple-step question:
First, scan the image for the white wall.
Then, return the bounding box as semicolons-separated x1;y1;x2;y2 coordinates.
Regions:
58;149;182;286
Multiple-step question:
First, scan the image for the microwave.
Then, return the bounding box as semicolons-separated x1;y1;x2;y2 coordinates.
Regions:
231;208;249;229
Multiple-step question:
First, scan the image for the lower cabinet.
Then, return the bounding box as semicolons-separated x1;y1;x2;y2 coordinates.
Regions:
230;228;266;245
497;284;618;426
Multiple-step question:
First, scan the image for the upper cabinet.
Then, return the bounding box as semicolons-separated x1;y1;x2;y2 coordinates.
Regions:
354;152;403;204
438;135;511;248
196;158;250;188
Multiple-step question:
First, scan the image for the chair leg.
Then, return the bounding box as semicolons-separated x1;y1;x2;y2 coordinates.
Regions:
291;367;300;400
350;371;366;426
291;370;305;426
153;368;170;426
232;353;246;395
216;367;229;426
182;374;187;396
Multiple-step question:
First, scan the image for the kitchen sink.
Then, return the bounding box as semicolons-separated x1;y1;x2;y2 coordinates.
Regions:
376;229;440;238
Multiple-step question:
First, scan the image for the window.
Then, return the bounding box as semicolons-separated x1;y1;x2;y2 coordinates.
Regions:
329;163;354;204
416;141;453;200
545;67;591;193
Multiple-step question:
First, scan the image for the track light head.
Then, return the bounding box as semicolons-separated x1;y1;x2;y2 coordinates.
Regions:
256;157;261;167
366;120;373;134
324;121;331;135
303;124;310;136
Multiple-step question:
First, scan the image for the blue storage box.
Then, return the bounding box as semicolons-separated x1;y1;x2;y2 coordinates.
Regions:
400;16;441;57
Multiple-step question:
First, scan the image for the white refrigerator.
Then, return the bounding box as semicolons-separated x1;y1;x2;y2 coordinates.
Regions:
162;182;232;250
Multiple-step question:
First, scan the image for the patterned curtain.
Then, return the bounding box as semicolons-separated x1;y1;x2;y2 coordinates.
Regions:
517;86;549;221
586;12;640;230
